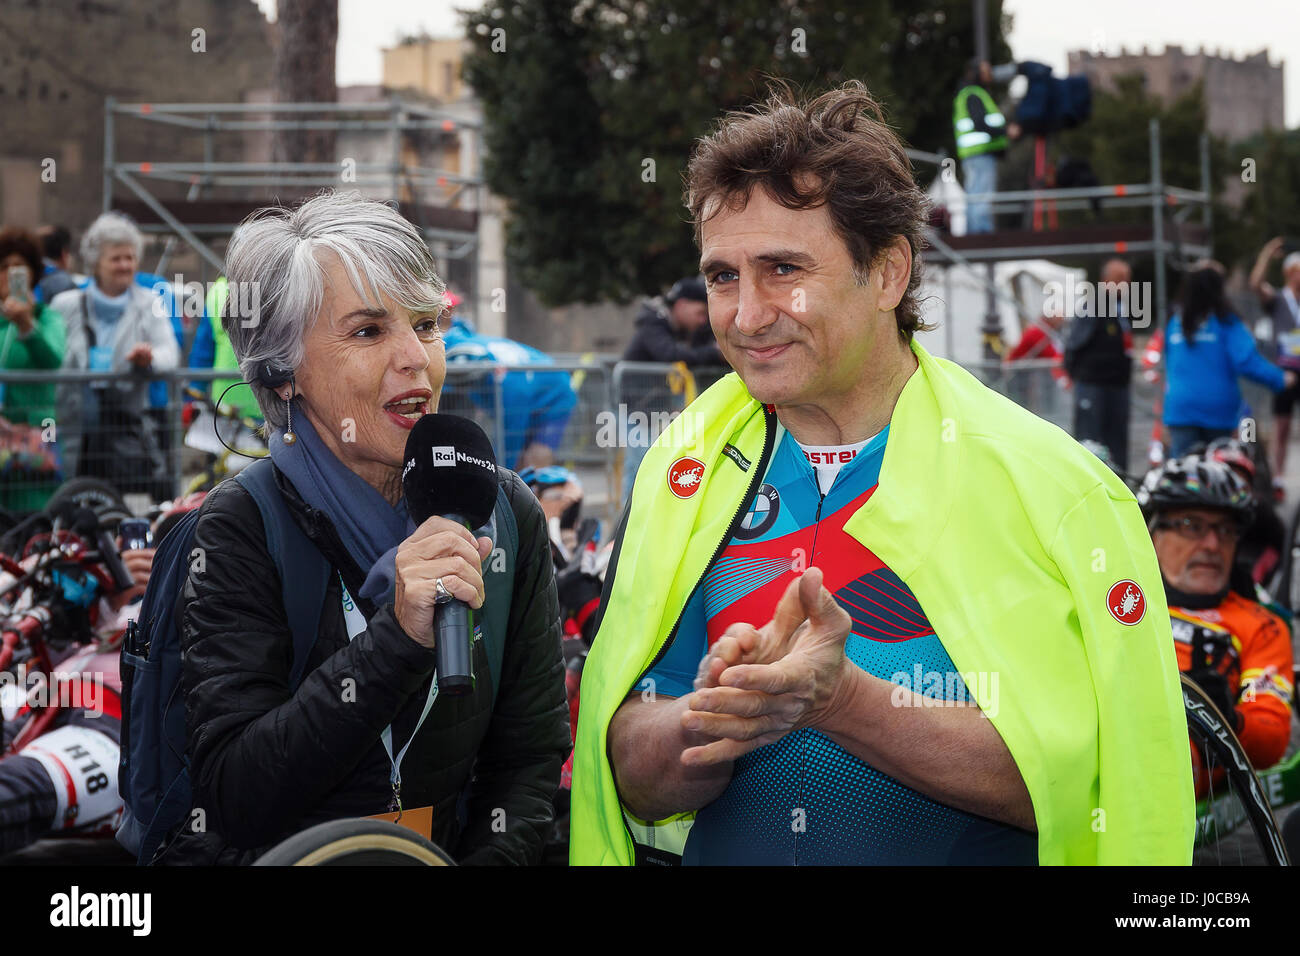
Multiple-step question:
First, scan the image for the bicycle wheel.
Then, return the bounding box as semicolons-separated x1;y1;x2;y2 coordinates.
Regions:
252;818;456;866
46;476;128;522
1284;500;1300;613
1184;673;1289;865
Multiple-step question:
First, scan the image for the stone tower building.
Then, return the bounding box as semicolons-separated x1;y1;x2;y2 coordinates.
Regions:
1068;45;1284;142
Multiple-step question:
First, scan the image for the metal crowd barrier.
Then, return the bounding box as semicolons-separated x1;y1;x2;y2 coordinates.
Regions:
0;361;730;526
970;359;1279;482
9;358;1267;524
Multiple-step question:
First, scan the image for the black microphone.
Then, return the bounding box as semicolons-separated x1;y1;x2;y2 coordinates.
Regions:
402;414;499;696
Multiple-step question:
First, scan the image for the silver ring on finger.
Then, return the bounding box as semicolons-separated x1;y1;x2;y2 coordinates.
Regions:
434;577;454;605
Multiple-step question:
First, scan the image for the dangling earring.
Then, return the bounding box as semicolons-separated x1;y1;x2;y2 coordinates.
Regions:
282;382;297;445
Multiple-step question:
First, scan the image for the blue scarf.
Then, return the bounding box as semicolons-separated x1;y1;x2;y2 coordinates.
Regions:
88;283;130;348
267;400;414;605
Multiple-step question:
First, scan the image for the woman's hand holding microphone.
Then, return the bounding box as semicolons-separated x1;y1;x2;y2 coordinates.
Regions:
394;517;493;649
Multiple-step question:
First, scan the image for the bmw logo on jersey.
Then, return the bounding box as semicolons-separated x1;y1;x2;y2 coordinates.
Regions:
734;483;780;540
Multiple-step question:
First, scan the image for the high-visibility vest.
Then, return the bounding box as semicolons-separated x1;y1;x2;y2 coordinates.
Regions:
953;85;1009;159
205;277;263;420
570;339;1195;866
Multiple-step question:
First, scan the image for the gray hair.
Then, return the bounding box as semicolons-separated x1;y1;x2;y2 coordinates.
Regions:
1284;252;1300;275
222;190;447;429
80;212;143;273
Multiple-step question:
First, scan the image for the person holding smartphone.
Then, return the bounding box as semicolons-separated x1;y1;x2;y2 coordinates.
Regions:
0;226;67;515
1250;237;1300;494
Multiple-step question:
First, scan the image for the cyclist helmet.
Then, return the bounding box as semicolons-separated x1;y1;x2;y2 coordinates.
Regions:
517;466;580;491
1203;436;1256;484
518;466;583;531
1136;455;1252;522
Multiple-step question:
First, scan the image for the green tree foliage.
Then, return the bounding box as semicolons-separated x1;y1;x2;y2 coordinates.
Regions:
1047;75;1225;313
463;0;1009;305
1055;73;1218;223
1055;73;1300;278
1218;128;1300;275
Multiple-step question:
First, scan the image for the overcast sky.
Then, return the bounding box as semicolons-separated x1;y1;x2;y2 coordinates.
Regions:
254;0;1296;127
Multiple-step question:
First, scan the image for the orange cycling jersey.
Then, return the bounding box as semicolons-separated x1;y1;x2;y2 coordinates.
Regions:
1171;590;1294;783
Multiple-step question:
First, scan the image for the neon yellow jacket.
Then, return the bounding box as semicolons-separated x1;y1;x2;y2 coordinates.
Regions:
954;84;1009;159
571;339;1193;865
205;277;262;421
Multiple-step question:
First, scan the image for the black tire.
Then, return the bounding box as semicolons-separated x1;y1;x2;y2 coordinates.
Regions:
1283;500;1300;613
251;819;456;867
45;476;128;522
1283;808;1300;865
1183;672;1289;865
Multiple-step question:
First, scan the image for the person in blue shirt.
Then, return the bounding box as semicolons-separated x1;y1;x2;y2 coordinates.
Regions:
1163;265;1294;458
441;311;577;470
34;225;77;304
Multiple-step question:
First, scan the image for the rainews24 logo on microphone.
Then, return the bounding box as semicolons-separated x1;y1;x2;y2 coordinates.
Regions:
430;445;494;473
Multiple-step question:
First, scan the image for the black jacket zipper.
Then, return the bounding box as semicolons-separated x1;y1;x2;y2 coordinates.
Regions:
634;404;777;684
620;404;777;859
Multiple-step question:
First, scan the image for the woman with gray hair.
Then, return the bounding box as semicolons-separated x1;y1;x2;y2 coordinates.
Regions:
50;211;179;492
156;190;569;865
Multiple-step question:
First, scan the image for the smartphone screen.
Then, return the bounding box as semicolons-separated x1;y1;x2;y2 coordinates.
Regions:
7;266;30;303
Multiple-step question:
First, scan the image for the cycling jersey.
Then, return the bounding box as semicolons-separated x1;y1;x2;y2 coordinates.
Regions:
1170;591;1294;772
572;341;1193;866
643;424;1036;864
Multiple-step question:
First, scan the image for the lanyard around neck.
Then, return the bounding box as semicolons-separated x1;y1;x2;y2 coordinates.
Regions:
339;574;439;811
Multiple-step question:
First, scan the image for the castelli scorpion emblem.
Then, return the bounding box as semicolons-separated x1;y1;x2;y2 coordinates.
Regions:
667;457;706;499
1106;579;1146;626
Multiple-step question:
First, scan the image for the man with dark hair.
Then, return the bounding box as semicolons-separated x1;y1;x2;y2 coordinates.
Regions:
572;82;1192;865
619;276;724;499
623;276;720;366
1064;256;1133;470
34;225;75;303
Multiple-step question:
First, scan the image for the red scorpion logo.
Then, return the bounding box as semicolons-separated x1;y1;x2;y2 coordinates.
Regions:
667;457;706;498
1107;579;1146;625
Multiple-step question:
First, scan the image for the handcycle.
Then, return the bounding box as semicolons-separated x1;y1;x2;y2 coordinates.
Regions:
252;818;456;866
0;504;137;856
1184;671;1290;865
179;385;267;496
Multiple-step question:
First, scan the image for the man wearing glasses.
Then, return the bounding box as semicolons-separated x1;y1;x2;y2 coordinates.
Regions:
1138;455;1294;792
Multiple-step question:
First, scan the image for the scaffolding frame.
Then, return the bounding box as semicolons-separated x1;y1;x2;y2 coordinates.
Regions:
912;120;1214;357
102;97;485;275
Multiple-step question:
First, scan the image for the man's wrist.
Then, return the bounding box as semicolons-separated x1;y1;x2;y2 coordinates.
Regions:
810;664;870;735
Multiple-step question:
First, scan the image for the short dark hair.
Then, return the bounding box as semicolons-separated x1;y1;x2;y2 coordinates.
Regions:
666;275;707;304
685;80;932;342
0;226;45;279
38;224;72;262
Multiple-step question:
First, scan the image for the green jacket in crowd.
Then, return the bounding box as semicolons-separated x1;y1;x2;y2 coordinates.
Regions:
1;302;66;513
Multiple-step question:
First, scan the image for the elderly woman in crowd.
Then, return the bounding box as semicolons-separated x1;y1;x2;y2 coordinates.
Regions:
50;212;178;494
0;226;66;514
156;190;569;864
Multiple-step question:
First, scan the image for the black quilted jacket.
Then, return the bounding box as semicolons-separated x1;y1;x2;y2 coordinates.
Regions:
156;464;570;865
